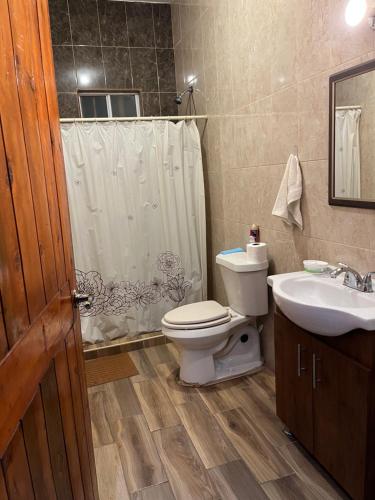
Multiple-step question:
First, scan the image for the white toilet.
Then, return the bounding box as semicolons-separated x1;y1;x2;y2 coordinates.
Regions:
161;251;268;385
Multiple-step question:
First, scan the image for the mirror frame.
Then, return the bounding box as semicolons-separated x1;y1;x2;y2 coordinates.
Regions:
329;58;375;209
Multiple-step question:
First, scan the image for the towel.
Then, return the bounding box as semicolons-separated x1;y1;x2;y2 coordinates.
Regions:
272;154;303;230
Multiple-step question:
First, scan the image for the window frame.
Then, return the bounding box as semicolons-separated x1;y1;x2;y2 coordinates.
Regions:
78;90;141;119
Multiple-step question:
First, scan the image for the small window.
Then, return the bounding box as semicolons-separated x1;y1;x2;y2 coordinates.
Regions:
78;92;141;119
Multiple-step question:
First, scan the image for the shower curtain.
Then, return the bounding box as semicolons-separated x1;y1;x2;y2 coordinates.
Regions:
335;108;361;199
61;120;207;343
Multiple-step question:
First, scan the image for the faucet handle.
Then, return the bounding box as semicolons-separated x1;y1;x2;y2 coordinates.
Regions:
363;272;375;293
330;262;349;278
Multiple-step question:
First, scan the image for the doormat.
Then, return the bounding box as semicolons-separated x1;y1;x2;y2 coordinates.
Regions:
85;352;138;387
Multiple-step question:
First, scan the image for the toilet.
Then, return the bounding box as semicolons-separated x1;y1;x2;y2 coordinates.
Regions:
161;251;268;385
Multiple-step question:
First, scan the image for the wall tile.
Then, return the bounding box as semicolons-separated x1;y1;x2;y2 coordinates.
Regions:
102;47;132;89
141;93;160;116
49;0;71;45
53;45;76;92
50;1;177;116
69;0;101;46
97;0;128;47
171;4;181;47
74;46;105;89
153;4;173;48
126;2;155;47
172;0;375;370
131;48;158;92
160;93;178;116
157;49;176;92
57;93;79;118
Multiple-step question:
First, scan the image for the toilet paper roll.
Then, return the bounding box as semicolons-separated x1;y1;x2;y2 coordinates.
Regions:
246;242;267;264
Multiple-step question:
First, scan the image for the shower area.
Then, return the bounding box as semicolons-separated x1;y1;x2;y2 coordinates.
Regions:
49;0;207;349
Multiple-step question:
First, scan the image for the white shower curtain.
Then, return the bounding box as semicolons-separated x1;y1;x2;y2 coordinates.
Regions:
335;109;361;199
61;120;207;343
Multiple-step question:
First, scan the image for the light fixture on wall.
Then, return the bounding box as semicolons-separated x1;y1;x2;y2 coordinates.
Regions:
345;0;367;26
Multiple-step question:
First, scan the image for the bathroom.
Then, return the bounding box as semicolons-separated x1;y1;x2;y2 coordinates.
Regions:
1;0;375;499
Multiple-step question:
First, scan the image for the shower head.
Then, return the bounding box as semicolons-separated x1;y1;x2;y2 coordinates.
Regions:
175;85;194;105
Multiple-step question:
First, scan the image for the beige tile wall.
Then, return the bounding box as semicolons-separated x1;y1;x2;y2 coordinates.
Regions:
171;0;375;369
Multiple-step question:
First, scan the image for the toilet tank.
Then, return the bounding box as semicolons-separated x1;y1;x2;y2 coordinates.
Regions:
216;252;268;316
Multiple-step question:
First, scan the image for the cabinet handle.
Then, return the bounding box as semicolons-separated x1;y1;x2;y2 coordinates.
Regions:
312;353;322;389
297;344;307;377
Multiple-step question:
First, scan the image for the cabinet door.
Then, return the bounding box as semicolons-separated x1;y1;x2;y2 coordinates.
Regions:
312;339;370;500
275;312;314;452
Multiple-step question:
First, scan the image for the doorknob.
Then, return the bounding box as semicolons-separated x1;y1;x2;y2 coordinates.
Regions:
72;290;93;310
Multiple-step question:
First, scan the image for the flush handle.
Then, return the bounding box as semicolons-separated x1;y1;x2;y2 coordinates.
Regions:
72;290;93;310
297;343;307;377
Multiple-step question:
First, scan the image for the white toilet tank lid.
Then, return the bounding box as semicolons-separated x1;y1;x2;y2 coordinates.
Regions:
216;252;268;272
163;300;229;325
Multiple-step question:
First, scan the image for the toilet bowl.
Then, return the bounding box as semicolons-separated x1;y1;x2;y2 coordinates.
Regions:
161;251;269;385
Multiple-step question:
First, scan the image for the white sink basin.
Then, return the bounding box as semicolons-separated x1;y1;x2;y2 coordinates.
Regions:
267;271;375;336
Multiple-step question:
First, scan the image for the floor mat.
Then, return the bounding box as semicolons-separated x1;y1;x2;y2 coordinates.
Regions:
85;352;138;387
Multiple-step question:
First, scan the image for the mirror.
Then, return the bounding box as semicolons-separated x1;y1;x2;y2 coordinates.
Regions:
329;59;375;208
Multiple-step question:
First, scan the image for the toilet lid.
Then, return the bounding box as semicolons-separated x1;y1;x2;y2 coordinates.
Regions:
162;314;231;330
163;300;229;326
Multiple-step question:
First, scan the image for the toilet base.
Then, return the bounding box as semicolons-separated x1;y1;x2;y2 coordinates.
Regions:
177;324;263;386
177;362;263;387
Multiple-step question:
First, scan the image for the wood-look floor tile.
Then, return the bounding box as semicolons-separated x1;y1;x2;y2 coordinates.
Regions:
133;378;180;431
248;369;276;398
231;385;289;449
153;425;218;500
261;474;320;500
143;344;176;366
208;460;268;500
130;482;175;500
88;390;113;448
91;379;142;424
110;378;142;419
278;443;348;500
155;362;199;406
215;408;293;483
245;373;277;411
197;379;243;414
110;415;167;493
129;350;157;382
166;342;179;362
176;399;239;468
94;444;130;500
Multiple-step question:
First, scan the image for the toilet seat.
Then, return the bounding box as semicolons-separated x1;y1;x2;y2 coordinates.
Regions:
163;300;229;326
162;300;233;330
162;313;231;330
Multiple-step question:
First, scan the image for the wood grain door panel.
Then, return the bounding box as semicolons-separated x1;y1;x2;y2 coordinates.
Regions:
312;338;370;500
274;312;314;452
0;0;98;498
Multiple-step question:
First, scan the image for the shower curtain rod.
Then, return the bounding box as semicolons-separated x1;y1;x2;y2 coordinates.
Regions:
336;105;362;110
60;115;208;123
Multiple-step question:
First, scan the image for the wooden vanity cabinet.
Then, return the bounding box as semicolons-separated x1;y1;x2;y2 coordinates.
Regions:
275;310;375;500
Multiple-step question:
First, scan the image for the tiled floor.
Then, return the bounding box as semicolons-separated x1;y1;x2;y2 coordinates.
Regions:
88;344;348;500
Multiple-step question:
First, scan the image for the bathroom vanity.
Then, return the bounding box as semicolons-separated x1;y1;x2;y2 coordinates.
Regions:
275;309;375;500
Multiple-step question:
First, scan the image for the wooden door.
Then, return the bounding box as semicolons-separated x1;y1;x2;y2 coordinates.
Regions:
274;312;314;452
312;338;370;500
0;0;98;498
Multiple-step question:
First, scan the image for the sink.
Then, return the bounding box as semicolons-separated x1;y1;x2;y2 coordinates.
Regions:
267;271;375;336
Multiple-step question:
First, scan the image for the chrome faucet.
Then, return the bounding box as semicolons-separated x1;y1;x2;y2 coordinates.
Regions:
330;263;375;293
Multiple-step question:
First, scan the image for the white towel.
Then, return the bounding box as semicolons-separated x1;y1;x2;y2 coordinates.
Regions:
272;154;303;230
